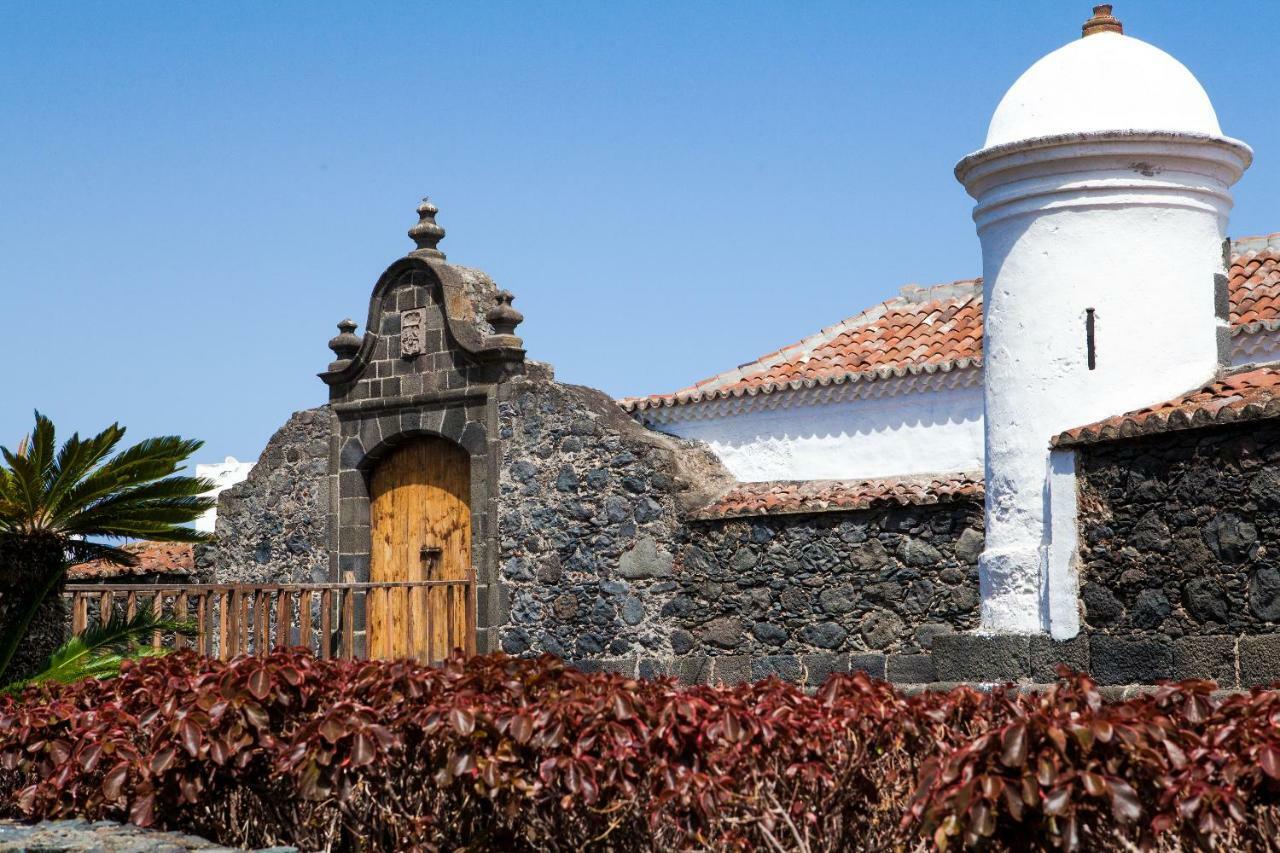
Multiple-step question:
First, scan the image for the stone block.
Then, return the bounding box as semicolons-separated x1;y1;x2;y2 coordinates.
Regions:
932;634;1030;682
887;653;935;684
616;536;674;579
1239;635;1280;687
339;438;365;469
1090;635;1173;685
804;653;851;686
713;656;751;685
598;658;637;677
1172;636;1237;687
672;656;713;685
358;418;382;451
849;653;887;680
751;655;803;683
638;658;671;680
700;616;743;650
1029;635;1090;682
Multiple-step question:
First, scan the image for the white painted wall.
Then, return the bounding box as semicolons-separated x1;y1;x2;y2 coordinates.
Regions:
654;383;984;482
1043;449;1081;639
195;457;255;533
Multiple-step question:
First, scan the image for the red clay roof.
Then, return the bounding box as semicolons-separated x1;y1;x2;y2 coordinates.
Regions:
1231;246;1280;331
624;243;1280;413
68;541;196;581
691;473;984;520
1054;366;1280;448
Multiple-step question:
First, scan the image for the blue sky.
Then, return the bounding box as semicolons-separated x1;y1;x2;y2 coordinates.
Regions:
1;1;1274;463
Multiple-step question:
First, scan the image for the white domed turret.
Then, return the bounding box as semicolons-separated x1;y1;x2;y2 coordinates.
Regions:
955;6;1251;636
985;31;1221;148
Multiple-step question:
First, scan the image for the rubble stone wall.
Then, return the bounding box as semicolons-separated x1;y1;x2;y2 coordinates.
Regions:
665;504;983;685
1073;419;1280;687
493;370;729;662
194;408;330;585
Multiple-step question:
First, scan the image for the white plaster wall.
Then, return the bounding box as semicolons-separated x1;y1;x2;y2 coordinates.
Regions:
653;384;984;482
1043;449;1081;639
195;457;255;533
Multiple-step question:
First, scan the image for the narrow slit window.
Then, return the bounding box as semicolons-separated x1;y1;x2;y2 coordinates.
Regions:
1085;308;1097;370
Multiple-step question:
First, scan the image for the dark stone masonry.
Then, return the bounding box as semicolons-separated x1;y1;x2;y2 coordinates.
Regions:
195;409;330;585
670;505;982;685
1076;419;1280;639
494;367;731;662
1071;419;1280;687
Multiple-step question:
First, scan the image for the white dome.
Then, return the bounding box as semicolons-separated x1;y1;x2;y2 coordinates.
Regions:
984;31;1222;149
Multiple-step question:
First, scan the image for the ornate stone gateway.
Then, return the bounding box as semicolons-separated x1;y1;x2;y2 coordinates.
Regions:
318;198;526;657
369;437;473;660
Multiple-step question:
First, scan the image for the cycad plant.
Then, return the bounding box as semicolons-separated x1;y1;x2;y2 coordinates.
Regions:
3;607;194;694
0;412;214;682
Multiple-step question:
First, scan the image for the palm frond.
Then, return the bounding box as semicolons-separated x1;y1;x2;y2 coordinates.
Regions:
14;607;195;689
50;437;206;529
58;477;216;540
41;423;126;526
0;444;41;525
28;412;56;486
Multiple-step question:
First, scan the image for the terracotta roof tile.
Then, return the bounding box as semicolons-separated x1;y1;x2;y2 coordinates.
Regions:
622;242;1280;413
68;541;196;581
691;473;984;520
1054;366;1280;448
1230;248;1280;331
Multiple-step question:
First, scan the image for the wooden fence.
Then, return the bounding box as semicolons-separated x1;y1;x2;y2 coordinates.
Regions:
62;579;475;664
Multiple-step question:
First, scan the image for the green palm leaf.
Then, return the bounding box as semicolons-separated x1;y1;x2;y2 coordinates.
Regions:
6;607;193;691
0;412;214;682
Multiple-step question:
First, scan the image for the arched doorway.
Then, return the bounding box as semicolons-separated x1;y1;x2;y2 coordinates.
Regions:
368;436;474;661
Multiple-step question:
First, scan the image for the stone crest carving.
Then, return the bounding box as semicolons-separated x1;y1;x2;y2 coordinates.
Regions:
400;309;426;358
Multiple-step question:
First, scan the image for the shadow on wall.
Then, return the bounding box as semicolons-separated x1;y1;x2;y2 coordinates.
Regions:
657;384;985;481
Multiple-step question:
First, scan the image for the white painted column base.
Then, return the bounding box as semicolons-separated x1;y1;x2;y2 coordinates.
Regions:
978;545;1046;634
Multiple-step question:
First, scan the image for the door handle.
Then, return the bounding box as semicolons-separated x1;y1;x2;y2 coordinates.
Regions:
419;546;443;577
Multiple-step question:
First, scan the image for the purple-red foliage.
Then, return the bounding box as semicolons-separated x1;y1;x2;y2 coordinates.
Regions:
3;652;1280;851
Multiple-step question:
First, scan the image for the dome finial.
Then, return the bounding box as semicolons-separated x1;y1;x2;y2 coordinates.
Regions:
408;197;446;260
1082;4;1123;37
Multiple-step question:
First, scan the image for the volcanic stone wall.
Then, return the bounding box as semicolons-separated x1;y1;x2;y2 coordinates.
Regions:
205;368;986;685
194;408;331;585
667;504;983;685
1074;419;1280;687
493;367;730;663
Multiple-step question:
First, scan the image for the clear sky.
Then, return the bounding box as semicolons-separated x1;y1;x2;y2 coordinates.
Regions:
1;1;1275;463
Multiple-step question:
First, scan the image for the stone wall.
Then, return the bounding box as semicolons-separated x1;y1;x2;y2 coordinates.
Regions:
494;367;731;661
205;366;986;685
194;408;330;585
1073;419;1280;687
670;505;983;685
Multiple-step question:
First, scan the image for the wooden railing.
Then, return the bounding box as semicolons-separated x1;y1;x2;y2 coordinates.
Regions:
62;579;476;664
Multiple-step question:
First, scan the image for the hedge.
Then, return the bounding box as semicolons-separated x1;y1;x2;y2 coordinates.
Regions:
2;649;1280;851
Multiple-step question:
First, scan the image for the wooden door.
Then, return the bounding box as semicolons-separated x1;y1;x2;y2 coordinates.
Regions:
369;436;473;662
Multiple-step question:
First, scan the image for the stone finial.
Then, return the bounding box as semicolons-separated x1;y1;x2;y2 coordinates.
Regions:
408;197;446;260
328;318;362;362
486;290;524;336
1082;4;1122;37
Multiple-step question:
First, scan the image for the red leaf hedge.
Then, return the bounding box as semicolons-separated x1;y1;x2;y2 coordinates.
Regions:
3;651;1280;851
